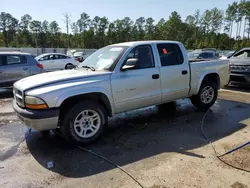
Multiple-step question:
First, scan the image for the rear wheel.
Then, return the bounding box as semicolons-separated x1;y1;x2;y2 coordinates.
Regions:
190;81;218;109
65;63;73;70
60;101;107;145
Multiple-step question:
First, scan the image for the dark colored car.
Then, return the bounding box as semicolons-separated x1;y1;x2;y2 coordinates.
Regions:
188;51;217;60
229;48;250;85
0;52;44;88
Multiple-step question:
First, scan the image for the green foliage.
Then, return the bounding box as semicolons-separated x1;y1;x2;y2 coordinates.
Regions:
0;1;250;50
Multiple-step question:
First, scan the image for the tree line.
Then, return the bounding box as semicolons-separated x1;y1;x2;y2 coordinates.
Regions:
1;0;250;50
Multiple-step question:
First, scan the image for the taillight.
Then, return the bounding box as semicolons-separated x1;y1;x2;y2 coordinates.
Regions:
76;58;81;62
37;63;43;69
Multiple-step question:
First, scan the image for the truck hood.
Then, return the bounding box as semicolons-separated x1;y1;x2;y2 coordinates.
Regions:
229;58;250;65
14;69;111;91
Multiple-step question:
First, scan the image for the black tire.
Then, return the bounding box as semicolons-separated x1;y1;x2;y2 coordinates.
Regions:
65;63;73;70
40;130;50;137
60;101;107;145
190;81;218;109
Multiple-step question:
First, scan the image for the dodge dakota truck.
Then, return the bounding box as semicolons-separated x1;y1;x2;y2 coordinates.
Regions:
13;41;229;144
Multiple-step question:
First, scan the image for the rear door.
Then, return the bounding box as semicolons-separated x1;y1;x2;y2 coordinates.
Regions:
156;43;190;102
48;54;66;70
2;54;30;86
58;54;75;68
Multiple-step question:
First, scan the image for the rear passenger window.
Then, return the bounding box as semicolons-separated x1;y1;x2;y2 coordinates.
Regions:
49;55;57;60
157;44;183;66
59;55;68;59
6;55;27;65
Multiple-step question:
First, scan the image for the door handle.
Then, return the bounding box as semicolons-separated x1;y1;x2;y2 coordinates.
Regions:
182;70;188;75
23;68;28;71
152;74;160;79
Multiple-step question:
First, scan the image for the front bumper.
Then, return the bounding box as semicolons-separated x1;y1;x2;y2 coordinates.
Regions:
13;100;60;131
230;72;250;85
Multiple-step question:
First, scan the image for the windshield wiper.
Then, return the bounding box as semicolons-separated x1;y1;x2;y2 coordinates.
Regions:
81;65;95;71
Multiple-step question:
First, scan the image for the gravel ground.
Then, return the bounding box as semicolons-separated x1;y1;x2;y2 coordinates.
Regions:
0;89;250;188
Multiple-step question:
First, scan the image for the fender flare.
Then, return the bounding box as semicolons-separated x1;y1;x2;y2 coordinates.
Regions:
56;87;115;116
195;71;219;94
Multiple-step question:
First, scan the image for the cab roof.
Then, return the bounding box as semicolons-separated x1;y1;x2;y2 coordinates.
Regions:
109;40;181;47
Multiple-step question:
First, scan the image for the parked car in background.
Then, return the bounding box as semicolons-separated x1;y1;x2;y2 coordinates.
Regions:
188;51;218;60
0;52;44;88
35;53;78;71
202;48;217;53
228;48;250;85
13;40;229;144
219;51;235;60
73;51;90;62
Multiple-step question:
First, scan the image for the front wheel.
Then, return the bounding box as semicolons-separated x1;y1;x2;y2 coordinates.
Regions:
190;81;218;109
40;130;50;137
60;101;107;145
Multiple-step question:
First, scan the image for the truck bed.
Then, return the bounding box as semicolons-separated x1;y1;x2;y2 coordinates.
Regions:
189;59;218;63
189;59;230;95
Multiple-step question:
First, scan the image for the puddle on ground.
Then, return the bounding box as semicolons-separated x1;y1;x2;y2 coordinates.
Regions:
0;126;30;161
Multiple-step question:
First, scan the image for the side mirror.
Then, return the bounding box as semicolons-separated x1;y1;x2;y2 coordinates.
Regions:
121;58;139;71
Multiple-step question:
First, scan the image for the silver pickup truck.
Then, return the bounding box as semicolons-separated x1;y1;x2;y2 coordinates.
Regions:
13;41;229;144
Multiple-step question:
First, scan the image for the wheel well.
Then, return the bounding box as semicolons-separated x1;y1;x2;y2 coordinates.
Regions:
59;93;112;119
202;73;220;89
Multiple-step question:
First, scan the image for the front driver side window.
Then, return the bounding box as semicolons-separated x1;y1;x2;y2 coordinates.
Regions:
125;45;154;69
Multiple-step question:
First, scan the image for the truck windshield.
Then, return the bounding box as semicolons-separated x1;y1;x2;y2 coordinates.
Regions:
78;46;128;71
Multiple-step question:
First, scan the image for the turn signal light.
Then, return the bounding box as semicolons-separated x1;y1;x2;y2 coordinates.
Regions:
26;103;48;110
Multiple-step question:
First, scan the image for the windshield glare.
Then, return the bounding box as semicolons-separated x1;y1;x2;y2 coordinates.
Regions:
35;54;45;60
74;52;84;56
78;46;127;71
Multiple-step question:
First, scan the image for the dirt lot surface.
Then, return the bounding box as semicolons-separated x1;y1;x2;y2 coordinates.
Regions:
0;89;250;188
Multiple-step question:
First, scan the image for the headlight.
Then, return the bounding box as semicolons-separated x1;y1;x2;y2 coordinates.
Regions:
25;96;48;109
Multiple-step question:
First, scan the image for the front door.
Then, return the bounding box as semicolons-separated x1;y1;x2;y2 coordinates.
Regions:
3;55;30;86
111;45;161;113
46;54;59;71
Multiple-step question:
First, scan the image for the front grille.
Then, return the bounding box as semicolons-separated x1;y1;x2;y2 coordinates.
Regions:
230;75;246;82
13;87;25;107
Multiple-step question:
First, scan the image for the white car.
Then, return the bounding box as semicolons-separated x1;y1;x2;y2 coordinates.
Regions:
35;53;78;71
